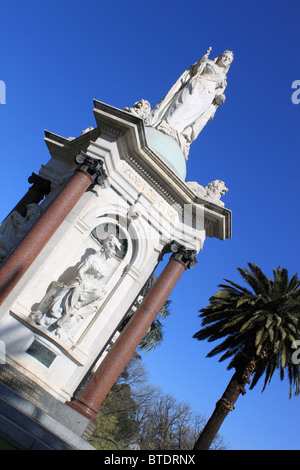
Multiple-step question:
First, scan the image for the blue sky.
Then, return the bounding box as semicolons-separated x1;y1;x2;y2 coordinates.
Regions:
0;0;299;450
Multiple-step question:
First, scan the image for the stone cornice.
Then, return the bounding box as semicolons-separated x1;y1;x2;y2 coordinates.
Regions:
44;127;100;164
43;100;231;241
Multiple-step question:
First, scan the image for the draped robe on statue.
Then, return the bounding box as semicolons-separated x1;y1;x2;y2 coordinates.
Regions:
149;55;230;158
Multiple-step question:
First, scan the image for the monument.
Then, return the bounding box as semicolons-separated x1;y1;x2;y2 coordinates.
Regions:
0;47;232;450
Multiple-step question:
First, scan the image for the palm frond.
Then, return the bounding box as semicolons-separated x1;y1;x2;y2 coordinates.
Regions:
194;263;300;396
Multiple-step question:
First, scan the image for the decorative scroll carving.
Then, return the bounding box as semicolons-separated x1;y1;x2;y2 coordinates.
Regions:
169;241;198;269
27;172;51;198
76;152;108;185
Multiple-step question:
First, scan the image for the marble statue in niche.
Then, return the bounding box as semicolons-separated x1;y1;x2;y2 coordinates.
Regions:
30;233;122;340
0;203;42;262
92;222;128;260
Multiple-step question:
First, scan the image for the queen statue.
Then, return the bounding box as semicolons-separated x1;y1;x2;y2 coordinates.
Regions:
148;48;234;158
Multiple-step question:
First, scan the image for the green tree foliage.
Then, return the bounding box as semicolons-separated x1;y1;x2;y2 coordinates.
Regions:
193;263;300;450
90;354;227;450
89;273;172;449
90;354;143;450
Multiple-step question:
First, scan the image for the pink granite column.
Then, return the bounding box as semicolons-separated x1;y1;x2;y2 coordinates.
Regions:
0;153;107;305
68;242;197;423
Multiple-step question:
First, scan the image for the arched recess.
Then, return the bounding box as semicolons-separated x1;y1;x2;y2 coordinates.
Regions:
80;202;155;275
70;202;162;347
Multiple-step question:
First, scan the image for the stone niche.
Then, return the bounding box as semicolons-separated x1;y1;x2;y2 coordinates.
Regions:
0;101;231;403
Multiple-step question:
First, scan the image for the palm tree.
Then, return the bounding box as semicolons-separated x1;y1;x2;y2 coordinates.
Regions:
193;263;300;450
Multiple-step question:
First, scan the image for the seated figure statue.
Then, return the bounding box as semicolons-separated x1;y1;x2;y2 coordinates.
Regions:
30;233;121;340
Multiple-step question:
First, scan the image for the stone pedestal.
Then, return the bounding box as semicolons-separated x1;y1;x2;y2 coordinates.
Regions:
0;365;95;450
0;100;231;449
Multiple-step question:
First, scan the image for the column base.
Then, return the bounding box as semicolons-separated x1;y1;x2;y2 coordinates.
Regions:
66;399;98;425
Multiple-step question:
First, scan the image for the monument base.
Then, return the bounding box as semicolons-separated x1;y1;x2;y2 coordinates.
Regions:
0;364;95;450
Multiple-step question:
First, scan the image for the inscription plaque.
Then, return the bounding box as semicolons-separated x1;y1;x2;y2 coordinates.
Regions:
0;363;47;408
26;340;56;368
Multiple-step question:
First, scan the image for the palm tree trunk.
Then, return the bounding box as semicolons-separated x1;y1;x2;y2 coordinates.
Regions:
193;359;257;450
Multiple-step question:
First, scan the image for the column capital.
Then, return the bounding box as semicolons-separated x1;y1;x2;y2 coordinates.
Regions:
27;172;51;195
75;152;108;185
169;241;198;269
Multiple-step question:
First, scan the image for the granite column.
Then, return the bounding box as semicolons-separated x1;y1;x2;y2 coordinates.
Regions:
11;173;52;217
68;242;197;423
0;153;107;305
